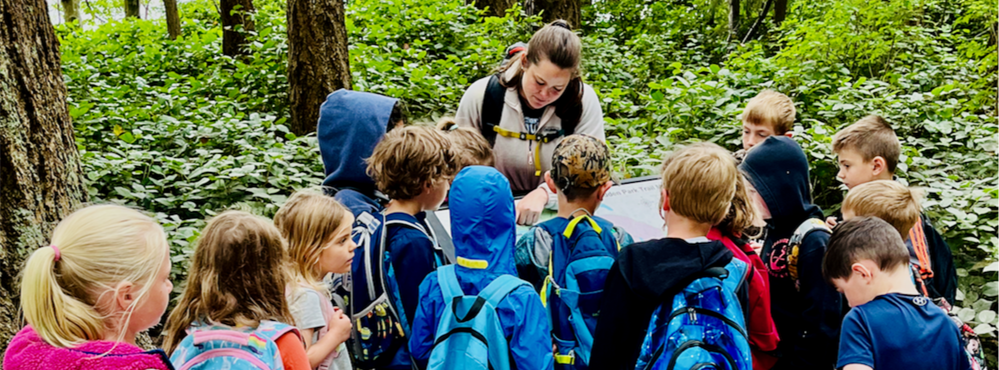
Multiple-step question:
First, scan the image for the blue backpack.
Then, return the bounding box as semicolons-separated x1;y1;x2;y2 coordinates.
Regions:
427;265;530;370
635;259;752;370
338;211;446;368
170;321;300;370
536;215;621;369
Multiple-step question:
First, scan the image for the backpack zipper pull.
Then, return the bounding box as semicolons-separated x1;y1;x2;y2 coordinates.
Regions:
688;307;696;323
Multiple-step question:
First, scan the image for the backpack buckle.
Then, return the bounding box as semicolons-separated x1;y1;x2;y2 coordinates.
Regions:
519;132;527;140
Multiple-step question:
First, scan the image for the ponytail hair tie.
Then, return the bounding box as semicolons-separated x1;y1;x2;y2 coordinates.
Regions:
50;245;61;262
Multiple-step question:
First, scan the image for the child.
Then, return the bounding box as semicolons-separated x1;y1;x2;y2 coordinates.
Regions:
831;115;958;304
740;136;843;369
437;117;495;169
318;89;407;219
707;175;781;370
163;211;309;370
4;205;174;370
274;190;357;370
823;217;971;370
590;143;745;370
364;125;459;369
740;89;796;151
408;166;553;370
514;134;632;369
841;180;921;238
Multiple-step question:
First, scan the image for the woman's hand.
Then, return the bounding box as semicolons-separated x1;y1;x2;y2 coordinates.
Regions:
516;188;549;226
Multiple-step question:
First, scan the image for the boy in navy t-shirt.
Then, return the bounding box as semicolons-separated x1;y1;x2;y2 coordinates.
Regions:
823;217;970;370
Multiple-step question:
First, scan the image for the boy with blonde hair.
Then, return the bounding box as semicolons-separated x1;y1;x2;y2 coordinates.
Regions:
591;143;748;369
823;217;970;370
362;125;459;369
831;115;957;304
741;89;796;151
841;180;921;238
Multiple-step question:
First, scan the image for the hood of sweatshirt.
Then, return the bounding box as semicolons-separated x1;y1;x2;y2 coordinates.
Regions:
617;238;733;298
739;136;824;230
317;89;397;191
449;166;518;278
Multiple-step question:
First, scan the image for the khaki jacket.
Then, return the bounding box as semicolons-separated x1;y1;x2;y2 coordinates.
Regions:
454;60;605;193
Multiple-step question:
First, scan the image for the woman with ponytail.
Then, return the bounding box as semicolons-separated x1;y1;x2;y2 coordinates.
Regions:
4;205;174;370
454;19;605;226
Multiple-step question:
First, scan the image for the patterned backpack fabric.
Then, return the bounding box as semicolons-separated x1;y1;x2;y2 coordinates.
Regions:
344;211;445;368
427;265;530;370
536;215;621;369
635;259;752;370
170;321;300;370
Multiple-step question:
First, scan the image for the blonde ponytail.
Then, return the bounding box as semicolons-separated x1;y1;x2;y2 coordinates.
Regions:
20;204;169;348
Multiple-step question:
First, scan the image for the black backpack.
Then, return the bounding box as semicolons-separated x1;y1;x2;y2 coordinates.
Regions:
479;43;578;146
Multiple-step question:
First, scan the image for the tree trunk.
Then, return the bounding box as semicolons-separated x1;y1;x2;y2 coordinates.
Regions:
165;0;181;39
472;0;516;17
773;0;786;26
741;0;773;43
287;0;351;136
61;0;79;24
220;0;255;57
531;0;580;30
124;0;139;18
0;0;89;355
728;0;740;40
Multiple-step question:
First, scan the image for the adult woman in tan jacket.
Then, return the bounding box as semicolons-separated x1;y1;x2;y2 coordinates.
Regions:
454;20;605;225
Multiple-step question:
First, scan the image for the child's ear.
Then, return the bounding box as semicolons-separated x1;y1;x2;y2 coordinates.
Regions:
660;188;671;212
851;262;874;283
113;281;136;311
544;171;558;194
871;156;887;176
596;181;613;201
784;132;793;138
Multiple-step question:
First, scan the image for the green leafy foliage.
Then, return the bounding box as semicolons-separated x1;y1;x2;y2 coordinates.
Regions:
58;0;996;362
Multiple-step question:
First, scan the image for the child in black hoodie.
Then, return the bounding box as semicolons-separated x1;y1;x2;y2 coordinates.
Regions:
740;136;844;369
590;143;742;370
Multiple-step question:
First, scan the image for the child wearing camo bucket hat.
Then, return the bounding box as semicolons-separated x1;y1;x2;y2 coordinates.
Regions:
514;134;633;370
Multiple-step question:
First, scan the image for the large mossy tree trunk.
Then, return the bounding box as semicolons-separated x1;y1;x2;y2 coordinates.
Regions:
124;0;140;18
220;0;255;57
531;0;580;29
472;0;516;17
165;0;181;39
287;0;351;136
0;0;88;356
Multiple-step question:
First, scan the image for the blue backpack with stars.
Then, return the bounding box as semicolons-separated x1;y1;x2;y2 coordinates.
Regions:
634;259;752;370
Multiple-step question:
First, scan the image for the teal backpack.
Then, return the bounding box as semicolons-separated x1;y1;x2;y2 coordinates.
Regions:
427;265;530;370
170;321;300;370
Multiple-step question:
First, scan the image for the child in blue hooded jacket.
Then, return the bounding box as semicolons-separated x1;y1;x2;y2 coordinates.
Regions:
409;166;554;370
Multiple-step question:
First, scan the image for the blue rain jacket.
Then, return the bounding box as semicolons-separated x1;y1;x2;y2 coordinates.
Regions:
409;166;554;370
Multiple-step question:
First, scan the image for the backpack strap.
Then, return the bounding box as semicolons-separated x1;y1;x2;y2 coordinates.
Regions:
385;215;447;268
907;215;933;280
478;274;529;308
437;265;464;302
480;74;506;147
788;218;832;285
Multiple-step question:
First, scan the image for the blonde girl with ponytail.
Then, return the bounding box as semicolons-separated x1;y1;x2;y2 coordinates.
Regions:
274;189;356;370
3;205;174;370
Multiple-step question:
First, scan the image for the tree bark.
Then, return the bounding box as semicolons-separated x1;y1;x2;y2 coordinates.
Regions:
472;0;516;17
220;0;255;57
0;0;89;355
530;0;580;30
773;0;786;27
287;0;351;136
124;0;140;18
61;0;79;24
741;0;773;43
165;0;181;39
728;0;740;41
